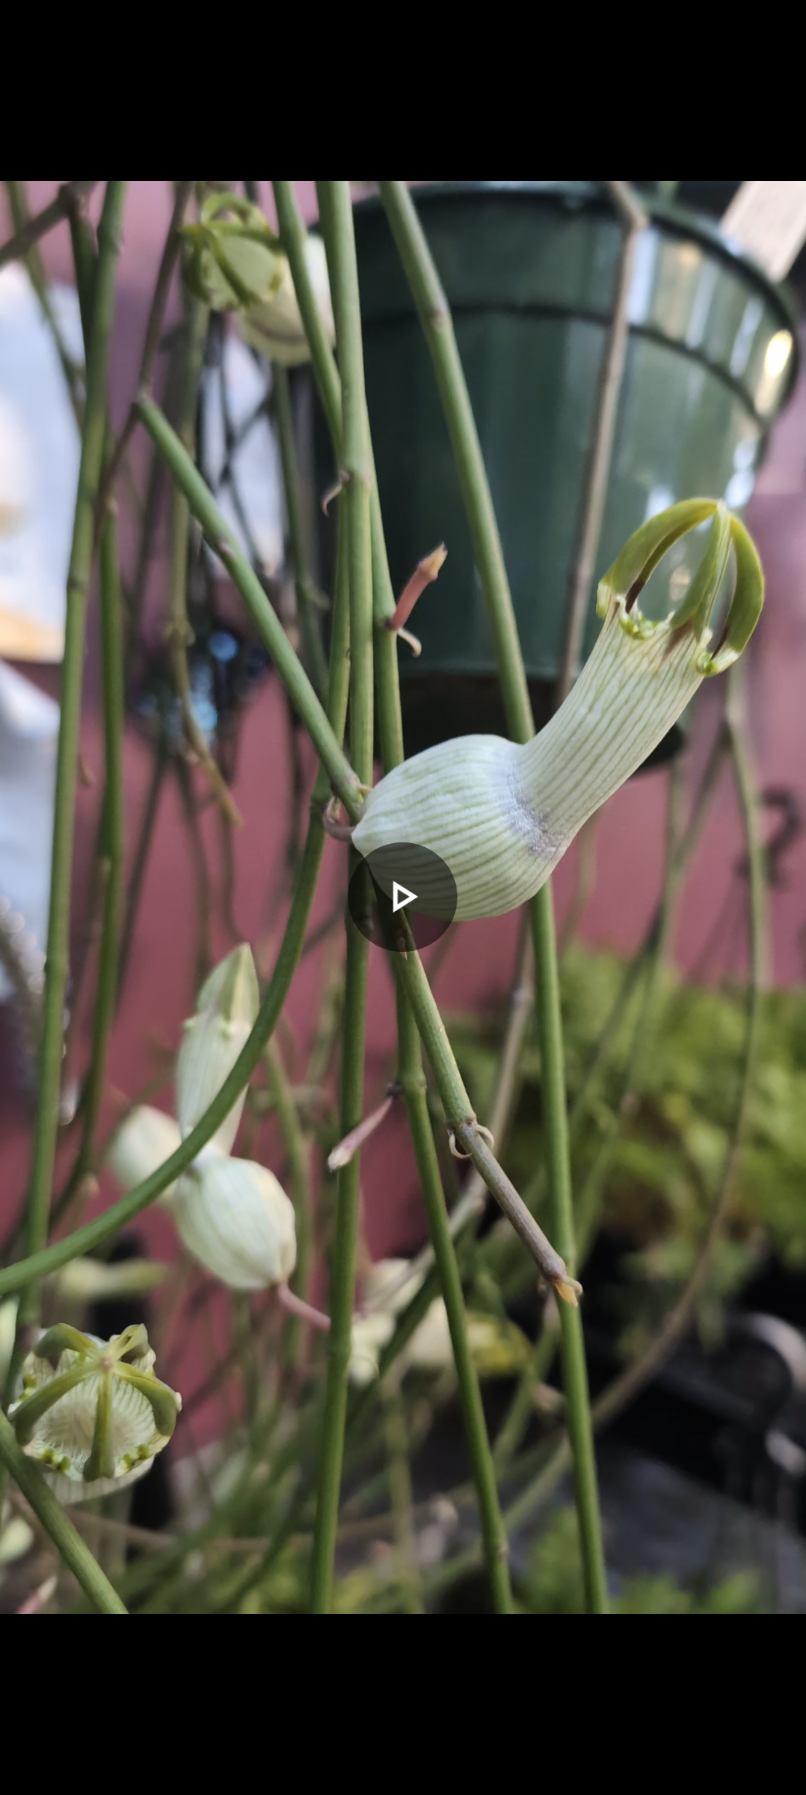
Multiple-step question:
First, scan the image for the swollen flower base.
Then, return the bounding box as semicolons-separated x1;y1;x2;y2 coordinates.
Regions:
353;502;764;920
9;1324;181;1504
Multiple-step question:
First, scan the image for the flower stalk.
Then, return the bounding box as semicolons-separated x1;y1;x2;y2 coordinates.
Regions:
378;177;608;1610
20;182;127;1340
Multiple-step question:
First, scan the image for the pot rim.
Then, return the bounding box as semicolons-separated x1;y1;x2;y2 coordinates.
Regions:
352;181;801;400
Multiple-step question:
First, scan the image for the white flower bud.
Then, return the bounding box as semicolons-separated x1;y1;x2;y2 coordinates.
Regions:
238;235;334;367
171;1156;297;1291
106;1104;182;1200
8;1324;181;1504
175;944;259;1155
353;502;764;921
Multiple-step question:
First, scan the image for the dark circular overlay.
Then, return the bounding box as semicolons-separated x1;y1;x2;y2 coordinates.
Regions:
348;841;458;952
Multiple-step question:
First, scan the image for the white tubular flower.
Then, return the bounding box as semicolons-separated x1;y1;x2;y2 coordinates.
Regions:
171;1156;297;1292
106;1105;182;1202
353;502;764;921
175;944;259;1155
8;1324;181;1505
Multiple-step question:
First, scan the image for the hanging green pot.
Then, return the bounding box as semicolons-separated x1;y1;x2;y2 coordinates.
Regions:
308;182;798;759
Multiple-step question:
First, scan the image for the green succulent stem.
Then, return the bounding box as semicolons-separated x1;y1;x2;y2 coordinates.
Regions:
135;394;362;821
19;182;127;1342
293;181;516;1612
310;181;374;1615
273;360;329;699
0;1408;127;1614
378;179;607;1612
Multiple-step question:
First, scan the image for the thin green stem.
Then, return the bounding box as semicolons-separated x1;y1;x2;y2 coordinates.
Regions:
281;181;572;1269
272;183;342;448
135;394;361;821
277;183;565;1615
0;1408;127;1613
4;181;86;419
381;1374;424;1613
168;291;242;825
274;180;405;773
558;183;646;702
264;1037;313;1340
310;180;374;1615
361;205;515;1607
19;182;127;1334
396;995;513;1612
311;916;368;1614
0;180;96;270
378;181;533;729
0;820;327;1303
100;180;193;511
67;506;126;1190
25;212;122;1228
175;757;213;990
530;887;607;1609
117;739;168;994
273;361;329;699
379;179;607;1611
573;757;687;1261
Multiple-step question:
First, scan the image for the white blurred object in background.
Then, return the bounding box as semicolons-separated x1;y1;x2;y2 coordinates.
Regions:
0;265;82;1002
0;265;82;657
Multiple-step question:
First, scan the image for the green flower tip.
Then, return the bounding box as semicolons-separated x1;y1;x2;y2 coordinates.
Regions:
597;498;764;675
9;1325;182;1504
176;943;260;1153
182;191;283;314
195;943;260;1029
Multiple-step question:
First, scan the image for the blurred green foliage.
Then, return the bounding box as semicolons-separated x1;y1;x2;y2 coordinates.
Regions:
447;946;806;1349
519;1506;763;1613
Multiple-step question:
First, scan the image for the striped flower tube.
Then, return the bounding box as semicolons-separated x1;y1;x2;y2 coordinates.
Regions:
352;501;763;921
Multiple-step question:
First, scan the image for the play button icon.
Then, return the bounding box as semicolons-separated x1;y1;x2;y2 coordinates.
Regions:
392;881;417;914
348;841;458;952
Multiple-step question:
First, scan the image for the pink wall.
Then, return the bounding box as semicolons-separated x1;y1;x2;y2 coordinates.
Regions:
2;183;805;1437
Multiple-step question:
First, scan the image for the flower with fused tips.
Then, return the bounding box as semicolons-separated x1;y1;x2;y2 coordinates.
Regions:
8;1324;181;1504
353;501;764;921
182;190;333;367
106;946;297;1293
182;192;285;314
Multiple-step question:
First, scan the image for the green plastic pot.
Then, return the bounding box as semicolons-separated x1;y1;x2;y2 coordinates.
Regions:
308;182;799;758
